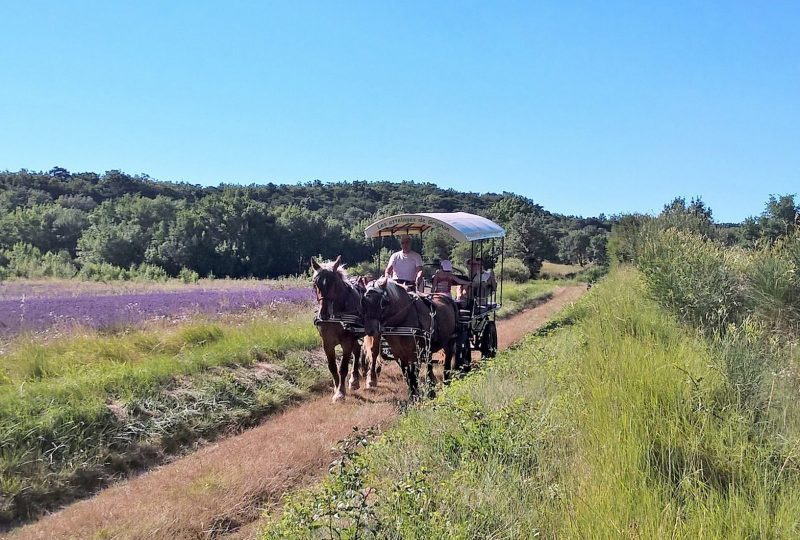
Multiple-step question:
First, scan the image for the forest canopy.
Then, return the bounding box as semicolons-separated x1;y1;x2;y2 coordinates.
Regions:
1;168;791;281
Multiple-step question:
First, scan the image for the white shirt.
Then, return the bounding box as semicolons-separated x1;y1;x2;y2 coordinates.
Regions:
387;250;423;282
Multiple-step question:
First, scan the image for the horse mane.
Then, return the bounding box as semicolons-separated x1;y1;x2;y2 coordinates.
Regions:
317;259;349;280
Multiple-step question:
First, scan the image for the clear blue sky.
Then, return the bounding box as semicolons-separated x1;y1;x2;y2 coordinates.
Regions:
1;1;797;222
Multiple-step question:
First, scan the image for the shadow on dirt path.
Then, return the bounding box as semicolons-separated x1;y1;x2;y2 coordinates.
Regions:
5;286;586;540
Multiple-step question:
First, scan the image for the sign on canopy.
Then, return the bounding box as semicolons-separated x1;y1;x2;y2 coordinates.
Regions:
364;212;505;242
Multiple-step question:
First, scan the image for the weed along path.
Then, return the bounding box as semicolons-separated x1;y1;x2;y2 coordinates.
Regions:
6;286;586;540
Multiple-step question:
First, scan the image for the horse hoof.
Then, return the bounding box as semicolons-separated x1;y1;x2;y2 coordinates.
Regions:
332;392;345;402
349;379;360;391
366;378;377;389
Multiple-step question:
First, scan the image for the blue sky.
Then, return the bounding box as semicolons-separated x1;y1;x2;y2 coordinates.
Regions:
1;1;797;222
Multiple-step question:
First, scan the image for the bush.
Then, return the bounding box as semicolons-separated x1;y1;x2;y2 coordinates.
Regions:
347;261;380;279
636;228;745;332
129;263;168;282
178;267;200;284
77;261;130;281
2;243;77;279
573;264;608;285
501;257;530;282
744;234;800;335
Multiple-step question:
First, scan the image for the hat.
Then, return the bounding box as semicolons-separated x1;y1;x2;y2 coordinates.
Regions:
440;259;453;271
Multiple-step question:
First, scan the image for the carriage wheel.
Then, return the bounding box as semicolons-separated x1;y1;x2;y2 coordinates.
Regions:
480;321;498;359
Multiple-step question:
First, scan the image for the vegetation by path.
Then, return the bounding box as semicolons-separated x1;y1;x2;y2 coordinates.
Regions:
3;284;576;540
265;268;800;538
0;306;322;526
0;278;559;529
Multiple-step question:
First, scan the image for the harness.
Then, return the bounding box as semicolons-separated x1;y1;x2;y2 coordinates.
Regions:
313;275;366;335
374;286;437;365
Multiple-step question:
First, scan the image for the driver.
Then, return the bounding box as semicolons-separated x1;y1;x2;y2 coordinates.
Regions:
385;235;423;290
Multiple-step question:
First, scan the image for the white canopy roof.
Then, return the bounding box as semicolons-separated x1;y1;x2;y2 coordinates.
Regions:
364;212;505;242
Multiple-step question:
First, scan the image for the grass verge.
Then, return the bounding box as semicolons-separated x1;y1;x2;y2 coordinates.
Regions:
497;280;559;319
0;306;323;526
264;267;800;538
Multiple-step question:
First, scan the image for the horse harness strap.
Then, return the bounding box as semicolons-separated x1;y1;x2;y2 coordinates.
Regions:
313;313;365;335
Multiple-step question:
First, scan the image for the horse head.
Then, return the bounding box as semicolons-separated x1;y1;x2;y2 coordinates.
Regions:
311;255;344;321
362;278;391;337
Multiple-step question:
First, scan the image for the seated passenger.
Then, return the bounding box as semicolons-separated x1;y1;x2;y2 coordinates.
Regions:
431;259;470;298
459;257;496;307
385;235;423;291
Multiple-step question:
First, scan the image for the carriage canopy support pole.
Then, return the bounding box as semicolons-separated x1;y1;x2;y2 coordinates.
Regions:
500;236;504;306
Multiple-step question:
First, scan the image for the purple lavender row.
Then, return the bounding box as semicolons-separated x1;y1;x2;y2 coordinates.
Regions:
0;288;315;337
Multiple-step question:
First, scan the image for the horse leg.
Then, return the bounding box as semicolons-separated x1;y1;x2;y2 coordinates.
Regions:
443;344;453;383
347;338;361;391
324;341;342;402
404;354;420;400
425;350;436;399
338;339;354;398
364;335;380;389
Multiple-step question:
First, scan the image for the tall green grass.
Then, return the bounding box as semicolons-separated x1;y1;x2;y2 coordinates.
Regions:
497;280;559;318
264;268;800;538
0;310;322;524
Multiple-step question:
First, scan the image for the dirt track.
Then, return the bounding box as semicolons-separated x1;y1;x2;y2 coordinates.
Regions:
5;285;586;540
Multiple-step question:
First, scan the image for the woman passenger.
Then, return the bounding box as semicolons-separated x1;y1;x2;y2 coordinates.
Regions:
431;259;469;298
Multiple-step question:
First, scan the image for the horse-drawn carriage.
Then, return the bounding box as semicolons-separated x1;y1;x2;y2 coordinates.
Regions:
312;212;505;401
364;212;505;366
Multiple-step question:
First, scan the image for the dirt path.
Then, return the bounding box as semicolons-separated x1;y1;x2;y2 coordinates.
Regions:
5;286;586;540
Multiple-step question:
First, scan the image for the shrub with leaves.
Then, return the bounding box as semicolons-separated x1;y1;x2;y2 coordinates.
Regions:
636;228;745;332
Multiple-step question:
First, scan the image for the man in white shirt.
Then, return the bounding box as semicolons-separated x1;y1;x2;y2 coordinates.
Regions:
385;235;423;289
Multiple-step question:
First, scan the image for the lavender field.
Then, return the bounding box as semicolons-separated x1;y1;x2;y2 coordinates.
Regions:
0;281;314;337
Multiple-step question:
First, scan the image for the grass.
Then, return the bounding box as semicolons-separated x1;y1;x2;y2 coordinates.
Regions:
539;260;584;278
497;280;559;318
0;277;558;526
0;305;324;525
264;267;800;538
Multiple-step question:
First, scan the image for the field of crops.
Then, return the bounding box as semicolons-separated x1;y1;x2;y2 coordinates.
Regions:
0;279;313;339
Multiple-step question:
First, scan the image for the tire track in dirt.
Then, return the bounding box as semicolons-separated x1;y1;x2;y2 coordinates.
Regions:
5;286;586;540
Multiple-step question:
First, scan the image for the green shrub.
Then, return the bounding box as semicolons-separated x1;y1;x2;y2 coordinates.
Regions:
636;228;745;332
501;257;530;282
129;263;168;282
745;235;800;334
347;261;380;279
2;243;77;279
77;261;129;281
574;264;608;284
178;266;200;284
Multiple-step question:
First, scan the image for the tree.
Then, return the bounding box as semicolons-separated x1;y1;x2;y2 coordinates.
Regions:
759;194;799;243
658;196;715;238
506;213;557;277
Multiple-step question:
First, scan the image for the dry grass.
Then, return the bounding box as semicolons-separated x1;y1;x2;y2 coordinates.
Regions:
539;260;584;277
7;362;408;540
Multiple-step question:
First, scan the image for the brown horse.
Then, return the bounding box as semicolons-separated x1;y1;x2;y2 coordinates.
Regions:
361;279;458;399
311;256;379;401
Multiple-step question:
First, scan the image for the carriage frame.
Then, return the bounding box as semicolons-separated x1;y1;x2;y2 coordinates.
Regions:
364;211;505;368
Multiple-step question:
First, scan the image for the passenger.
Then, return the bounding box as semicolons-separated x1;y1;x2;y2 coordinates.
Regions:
385;235;423;290
431;259;470;298
460;257;496;306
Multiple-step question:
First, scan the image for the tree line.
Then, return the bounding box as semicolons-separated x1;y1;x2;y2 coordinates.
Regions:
11;168;795;281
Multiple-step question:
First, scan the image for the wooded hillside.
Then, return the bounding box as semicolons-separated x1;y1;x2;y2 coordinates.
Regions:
0;168;613;279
